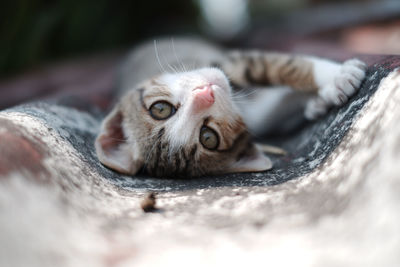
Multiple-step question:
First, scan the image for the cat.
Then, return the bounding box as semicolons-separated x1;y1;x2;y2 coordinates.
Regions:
95;38;366;177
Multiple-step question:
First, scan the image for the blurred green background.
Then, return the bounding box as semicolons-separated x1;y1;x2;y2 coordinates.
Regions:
0;0;389;77
0;0;199;77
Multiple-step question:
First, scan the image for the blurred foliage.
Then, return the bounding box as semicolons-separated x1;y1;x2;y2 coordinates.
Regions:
0;0;199;76
0;0;375;76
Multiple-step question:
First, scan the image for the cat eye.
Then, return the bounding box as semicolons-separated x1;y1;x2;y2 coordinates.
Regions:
149;101;176;120
199;126;219;150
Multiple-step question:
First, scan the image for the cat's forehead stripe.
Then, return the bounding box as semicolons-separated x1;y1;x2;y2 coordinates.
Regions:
139;88;146;110
151;79;167;87
143;87;172;100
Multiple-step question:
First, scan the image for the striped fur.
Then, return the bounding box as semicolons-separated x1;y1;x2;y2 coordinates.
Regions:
95;38;366;177
222;51;317;92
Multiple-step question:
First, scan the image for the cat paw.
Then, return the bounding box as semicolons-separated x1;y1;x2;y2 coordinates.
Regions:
304;97;329;120
319;59;367;106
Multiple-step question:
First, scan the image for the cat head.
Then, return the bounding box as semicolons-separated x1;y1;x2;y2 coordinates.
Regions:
95;67;272;177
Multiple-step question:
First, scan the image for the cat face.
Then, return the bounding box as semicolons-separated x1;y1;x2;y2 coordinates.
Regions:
95;67;272;177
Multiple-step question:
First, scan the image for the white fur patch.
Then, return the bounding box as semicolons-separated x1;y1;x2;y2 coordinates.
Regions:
158;68;240;150
305;58;367;119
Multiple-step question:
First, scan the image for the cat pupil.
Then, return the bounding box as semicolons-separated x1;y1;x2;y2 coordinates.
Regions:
200;126;219;150
149;101;175;120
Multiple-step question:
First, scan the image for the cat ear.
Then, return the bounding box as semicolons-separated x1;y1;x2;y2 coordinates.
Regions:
228;144;273;173
95;106;143;175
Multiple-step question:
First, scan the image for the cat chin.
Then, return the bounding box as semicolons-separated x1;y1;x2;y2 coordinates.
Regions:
161;67;231;94
195;67;232;94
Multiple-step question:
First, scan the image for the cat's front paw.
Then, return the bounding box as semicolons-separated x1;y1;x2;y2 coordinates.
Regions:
319;58;367;106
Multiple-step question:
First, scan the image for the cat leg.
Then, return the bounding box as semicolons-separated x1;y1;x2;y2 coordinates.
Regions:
219;51;366;119
220;51;319;92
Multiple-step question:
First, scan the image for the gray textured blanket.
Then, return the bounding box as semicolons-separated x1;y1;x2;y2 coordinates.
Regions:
0;56;399;266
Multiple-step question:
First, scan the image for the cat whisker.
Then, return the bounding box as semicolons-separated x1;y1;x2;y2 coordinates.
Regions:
154;40;168;74
142;141;157;171
167;63;178;74
191;61;196;72
171;38;187;73
232;97;261;108
231;95;258;102
231;88;256;96
181;61;188;73
141;131;161;171
168;63;182;74
134;132;160;144
231;90;258;99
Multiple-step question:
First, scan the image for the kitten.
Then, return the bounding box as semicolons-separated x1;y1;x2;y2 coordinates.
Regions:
95;38;366;177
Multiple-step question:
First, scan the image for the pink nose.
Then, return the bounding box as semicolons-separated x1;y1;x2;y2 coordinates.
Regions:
192;85;215;113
